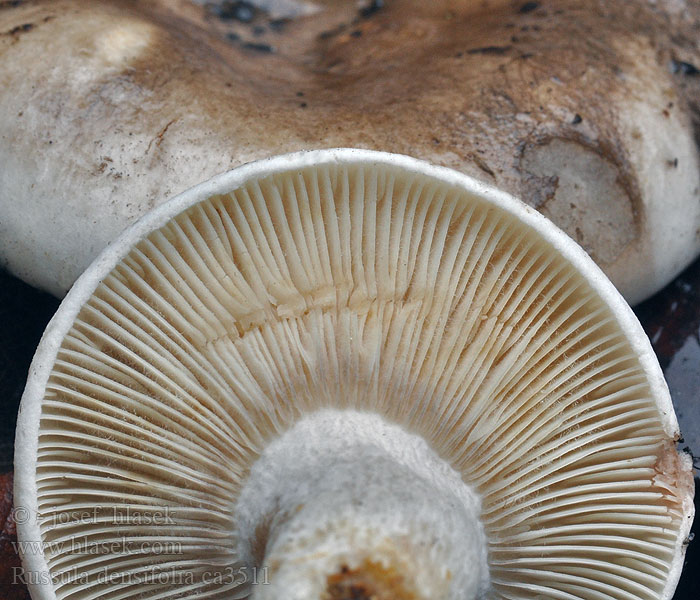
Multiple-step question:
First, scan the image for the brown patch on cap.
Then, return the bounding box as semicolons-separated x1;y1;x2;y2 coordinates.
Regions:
653;440;695;511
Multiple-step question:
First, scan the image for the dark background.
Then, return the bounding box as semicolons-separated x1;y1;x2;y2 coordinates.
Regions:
0;257;698;598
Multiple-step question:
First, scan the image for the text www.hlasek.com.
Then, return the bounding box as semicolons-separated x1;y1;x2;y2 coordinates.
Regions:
14;537;184;557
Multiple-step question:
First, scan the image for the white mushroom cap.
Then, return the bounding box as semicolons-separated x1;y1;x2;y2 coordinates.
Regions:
15;150;694;600
1;0;699;303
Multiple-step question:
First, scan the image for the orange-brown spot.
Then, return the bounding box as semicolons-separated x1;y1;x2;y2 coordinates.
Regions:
322;560;417;600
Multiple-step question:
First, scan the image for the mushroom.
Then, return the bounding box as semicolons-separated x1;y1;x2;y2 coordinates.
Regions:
15;149;694;600
1;0;699;303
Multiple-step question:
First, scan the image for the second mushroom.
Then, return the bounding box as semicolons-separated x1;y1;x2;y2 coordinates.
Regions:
0;0;699;303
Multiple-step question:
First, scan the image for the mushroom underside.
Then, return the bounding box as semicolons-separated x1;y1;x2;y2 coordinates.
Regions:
15;154;694;600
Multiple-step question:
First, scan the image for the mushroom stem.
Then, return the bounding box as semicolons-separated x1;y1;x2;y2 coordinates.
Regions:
234;410;490;600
